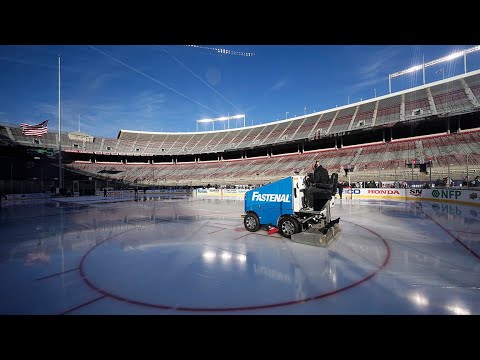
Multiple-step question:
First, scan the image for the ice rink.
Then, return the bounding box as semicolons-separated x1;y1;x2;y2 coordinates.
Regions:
0;194;479;315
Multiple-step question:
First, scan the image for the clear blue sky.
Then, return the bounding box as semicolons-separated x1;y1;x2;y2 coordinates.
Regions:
0;45;478;138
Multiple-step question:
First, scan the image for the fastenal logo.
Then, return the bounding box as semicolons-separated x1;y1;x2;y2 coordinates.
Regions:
470;192;478;200
251;191;291;203
432;190;440;198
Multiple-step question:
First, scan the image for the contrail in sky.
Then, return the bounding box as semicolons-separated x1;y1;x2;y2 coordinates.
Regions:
88;45;220;115
161;47;243;113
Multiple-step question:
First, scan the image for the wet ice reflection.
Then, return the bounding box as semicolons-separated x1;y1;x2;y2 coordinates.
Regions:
0;195;479;314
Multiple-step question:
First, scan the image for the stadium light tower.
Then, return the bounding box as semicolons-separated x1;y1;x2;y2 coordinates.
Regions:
196;114;245;131
196;118;212;131
388;45;480;93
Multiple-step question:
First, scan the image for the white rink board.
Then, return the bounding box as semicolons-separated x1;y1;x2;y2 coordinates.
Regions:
342;188;480;206
193;187;480;206
194;188;247;197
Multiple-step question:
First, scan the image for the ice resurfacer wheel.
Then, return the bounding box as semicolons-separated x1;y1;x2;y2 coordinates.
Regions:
278;216;300;238
244;213;261;232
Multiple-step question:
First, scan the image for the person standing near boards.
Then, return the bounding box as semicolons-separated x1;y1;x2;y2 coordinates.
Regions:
337;181;344;199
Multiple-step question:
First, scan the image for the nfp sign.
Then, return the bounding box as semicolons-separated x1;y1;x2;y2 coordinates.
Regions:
431;189;461;200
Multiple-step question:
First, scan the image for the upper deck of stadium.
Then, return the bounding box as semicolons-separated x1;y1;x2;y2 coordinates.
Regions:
1;69;480;156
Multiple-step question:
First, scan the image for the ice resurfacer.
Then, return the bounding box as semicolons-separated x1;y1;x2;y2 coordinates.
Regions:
242;174;341;247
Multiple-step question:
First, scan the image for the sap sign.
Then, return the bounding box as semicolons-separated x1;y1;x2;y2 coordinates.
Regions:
409;189;423;197
344;188;361;195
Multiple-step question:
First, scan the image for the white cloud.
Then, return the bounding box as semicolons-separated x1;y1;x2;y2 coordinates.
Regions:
89;72;120;92
270;79;287;91
358;46;400;79
260;78;288;100
348;46;402;95
133;91;167;115
349;78;383;93
33;90;172;137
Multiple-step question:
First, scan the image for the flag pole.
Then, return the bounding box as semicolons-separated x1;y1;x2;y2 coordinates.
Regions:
58;55;63;192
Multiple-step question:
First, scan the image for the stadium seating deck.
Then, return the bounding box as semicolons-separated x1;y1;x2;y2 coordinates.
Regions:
64;129;480;185
3;71;480;187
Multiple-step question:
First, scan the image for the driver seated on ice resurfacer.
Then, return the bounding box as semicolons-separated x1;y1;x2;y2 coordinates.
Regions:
302;164;338;211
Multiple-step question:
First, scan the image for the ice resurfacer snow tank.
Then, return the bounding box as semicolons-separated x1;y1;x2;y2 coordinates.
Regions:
242;174;341;247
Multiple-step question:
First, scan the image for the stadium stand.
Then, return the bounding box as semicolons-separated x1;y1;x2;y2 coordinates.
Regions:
2;70;480;190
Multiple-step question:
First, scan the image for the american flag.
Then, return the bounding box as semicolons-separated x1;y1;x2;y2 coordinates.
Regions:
20;120;48;137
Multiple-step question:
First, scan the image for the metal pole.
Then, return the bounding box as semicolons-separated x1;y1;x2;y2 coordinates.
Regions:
348;171;352;200
422;55;425;85
411;161;414;183
447;157;450;187
389;74;392;94
466;154;469;187
429;161;432;185
464;52;467;73
58;55;63;191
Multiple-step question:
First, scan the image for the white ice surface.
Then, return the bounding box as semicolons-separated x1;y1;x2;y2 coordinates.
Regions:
0;195;479;315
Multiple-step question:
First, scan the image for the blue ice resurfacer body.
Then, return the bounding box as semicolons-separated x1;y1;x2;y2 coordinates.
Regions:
242;175;341;247
244;176;296;227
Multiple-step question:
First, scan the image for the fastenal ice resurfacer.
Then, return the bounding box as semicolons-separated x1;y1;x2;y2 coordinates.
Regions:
242;174;341;247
